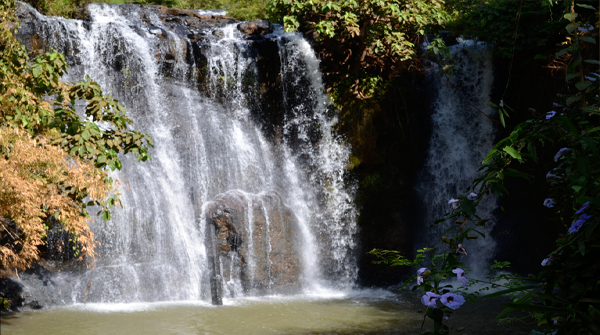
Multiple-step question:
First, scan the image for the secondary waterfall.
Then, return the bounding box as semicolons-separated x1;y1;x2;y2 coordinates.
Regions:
15;2;357;305
414;40;498;277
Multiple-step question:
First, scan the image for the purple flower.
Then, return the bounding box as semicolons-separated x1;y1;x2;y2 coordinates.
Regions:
417;268;429;285
569;214;591;234
452;268;468;286
421;292;441;309
440;293;465;310
554;148;569;162
544;198;556;208
448;198;460;209
456;244;468;256
585;73;599;81
553;103;562;107
468;192;478;201
546;111;556;120
578;24;594;33
576;202;590;214
546;169;561;179
541;257;553;266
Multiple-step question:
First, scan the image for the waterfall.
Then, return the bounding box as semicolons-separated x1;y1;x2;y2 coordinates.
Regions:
414;40;498;277
14;2;358;305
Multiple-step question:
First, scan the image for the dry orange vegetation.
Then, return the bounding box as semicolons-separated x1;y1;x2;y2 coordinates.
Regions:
0;0;151;278
0;127;110;277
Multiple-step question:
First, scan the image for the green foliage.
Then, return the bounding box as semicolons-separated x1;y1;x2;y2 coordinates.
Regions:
26;0;268;20
368;249;423;267
446;0;568;59
0;297;9;310
267;0;451;162
371;2;599;334
1;0;152;275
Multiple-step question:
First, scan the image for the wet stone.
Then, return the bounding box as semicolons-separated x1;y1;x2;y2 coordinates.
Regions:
237;20;272;36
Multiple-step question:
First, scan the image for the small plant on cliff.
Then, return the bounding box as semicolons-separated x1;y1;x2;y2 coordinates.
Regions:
0;0;153;278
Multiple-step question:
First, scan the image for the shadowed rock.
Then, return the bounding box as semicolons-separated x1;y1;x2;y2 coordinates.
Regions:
204;190;302;305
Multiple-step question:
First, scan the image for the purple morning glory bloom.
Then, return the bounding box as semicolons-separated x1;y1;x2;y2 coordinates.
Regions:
440;293;465;310
456;244;467;256
546;111;556;120
468;192;478;201
544;198;556;208
421;292;440;309
585;73;599;82
554;148;568;162
541;257;553;266
417;268;428;285
575;202;589;214
452;268;468;286
569;214;591;234
448;198;460;209
546;169;561;179
578;24;594;33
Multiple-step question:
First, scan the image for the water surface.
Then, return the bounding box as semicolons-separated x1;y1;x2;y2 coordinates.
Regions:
1;291;530;335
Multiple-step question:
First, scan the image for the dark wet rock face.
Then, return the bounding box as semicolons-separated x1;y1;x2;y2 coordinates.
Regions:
0;278;24;312
204;191;302;304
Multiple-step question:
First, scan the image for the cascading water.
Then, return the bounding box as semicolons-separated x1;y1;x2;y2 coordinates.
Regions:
414;40;498;277
14;2;358;305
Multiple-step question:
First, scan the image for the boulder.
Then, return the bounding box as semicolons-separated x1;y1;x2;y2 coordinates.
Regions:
0;278;25;312
204;190;302;304
149;26;167;38
237;20;272;36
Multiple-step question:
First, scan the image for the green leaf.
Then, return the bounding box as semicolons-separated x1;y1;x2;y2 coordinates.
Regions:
495;307;515;320
575;81;592;90
502;146;521;159
461;199;476;216
530;291;570;304
584;60;600;65
566;23;579;34
566;94;582;105
576;3;596;10
575;80;592;91
564;13;578;21
580;36;597;44
481;285;536;299
503;168;531;180
578;239;586;256
102;210;111;221
97;154;107;163
565;72;581;81
81;130;90;141
555;48;569;57
583;106;600;114
482;149;497;164
498;110;506;127
32;65;41;78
